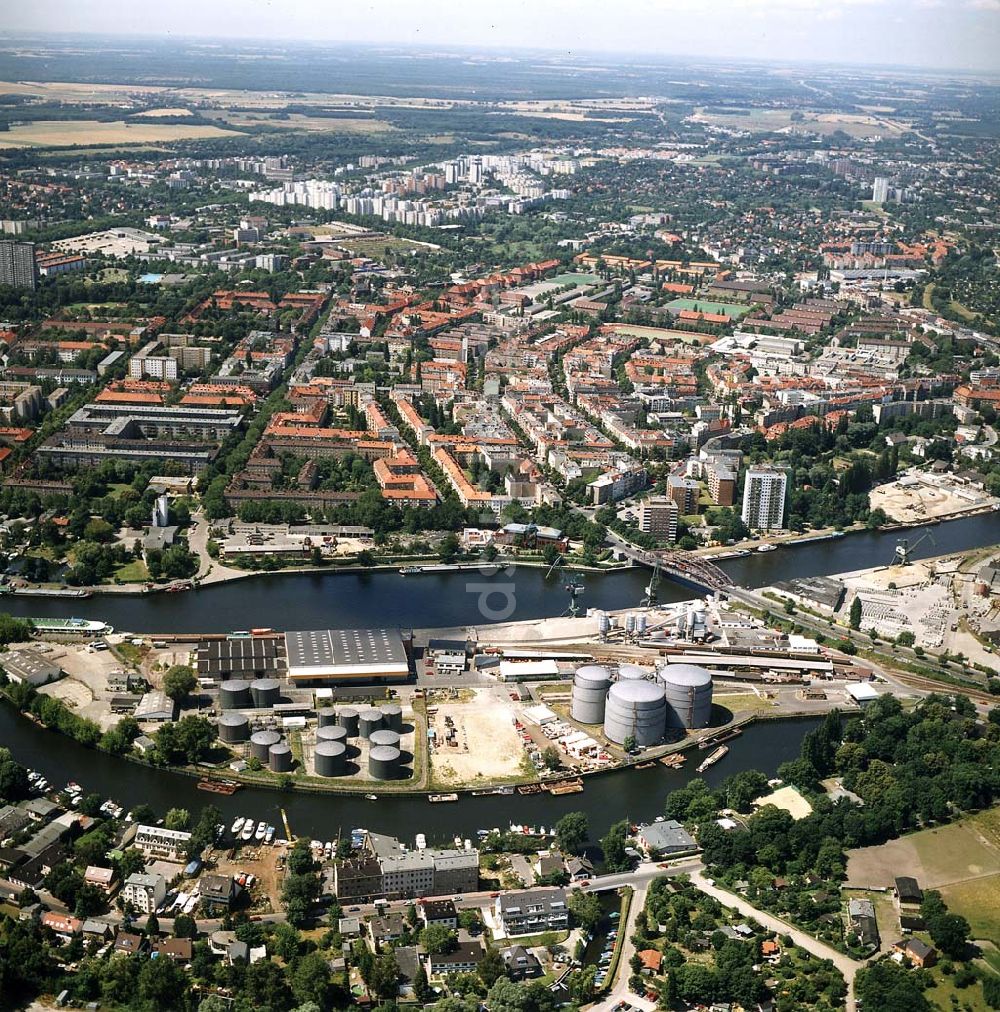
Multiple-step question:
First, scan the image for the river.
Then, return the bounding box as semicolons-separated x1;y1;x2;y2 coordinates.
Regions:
0;703;817;843
0;512;996;633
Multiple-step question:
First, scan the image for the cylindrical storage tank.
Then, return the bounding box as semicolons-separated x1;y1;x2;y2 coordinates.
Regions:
250;730;281;762
659;664;713;730
220;679;251;709
217;712;250;744
625;614;637;635
597;612;611;638
358;708;384;739
317;710;338;728
636;614;648;637
317;724;348;745
603;679;667;747
336;707;360;738
314;740;347;778
369;744;401;780
571;665;611;725
380;703;403;732
370;729;400;749
250;678;280;708
617;663;647;681
268;742;293;773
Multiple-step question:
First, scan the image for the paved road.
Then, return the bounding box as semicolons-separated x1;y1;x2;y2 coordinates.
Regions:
689;870;861;1012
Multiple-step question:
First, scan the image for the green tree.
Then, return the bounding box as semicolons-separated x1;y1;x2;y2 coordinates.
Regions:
849;596;862;630
554;811;589;855
164;807;191;830
479;945;506;987
162;665;197;702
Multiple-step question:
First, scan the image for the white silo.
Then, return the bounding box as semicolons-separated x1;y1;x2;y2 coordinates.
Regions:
659;663;713;730
571;665;611;724
604;679;667;747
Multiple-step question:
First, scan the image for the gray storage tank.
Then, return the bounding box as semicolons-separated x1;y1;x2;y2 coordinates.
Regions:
314;740;347;777
380;703;403;732
217;712;250;744
369;744;401;780
250;678;280;708
571;664;611;725
317;710;338;729
358;708;384;739
370;728;400;749
659;663;713;730
250;730;281;762
268;741;293;773
220;679;251;709
336;707;360;738
603;679;667;747
316;724;348;745
617;663;647;681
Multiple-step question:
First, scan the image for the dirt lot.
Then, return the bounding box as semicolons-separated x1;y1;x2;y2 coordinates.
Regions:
428;688;524;787
207;843;284;915
846;811;1000;890
30;639;124;728
870;473;994;522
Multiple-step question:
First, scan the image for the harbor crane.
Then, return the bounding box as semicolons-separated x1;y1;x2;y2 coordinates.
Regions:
892;530;935;566
544;553;566;580
641;557;661;607
562;574;585;618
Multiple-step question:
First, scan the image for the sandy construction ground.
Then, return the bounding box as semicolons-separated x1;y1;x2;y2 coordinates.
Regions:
870;473;994;522
429;689;524;786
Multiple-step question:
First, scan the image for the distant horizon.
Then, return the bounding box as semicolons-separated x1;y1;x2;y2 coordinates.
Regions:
2;0;999;75
2;29;997;80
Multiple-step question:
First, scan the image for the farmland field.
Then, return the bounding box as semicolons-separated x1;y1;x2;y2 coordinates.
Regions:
0;119;244;148
940;873;1000;945
691;107;907;138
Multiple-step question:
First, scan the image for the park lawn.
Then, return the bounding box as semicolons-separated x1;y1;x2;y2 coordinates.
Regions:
939;873;1000;946
663;297;751;319
950;300;979;322
923;282;937;312
114;560;149;583
106;482;135;500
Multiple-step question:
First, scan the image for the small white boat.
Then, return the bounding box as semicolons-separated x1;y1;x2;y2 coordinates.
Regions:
231;817;245;835
255;822;267;842
365;793;378;801
265;826;275;845
241;820;255;841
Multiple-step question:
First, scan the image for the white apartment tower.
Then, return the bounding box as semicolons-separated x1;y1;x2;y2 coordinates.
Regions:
741;468;788;532
872;177;889;203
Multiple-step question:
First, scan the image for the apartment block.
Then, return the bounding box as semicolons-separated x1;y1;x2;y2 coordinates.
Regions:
120;872;166;914
638;496;679;542
741;467;788;531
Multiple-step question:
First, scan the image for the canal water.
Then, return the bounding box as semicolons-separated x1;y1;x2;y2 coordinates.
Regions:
0;703;817;844
1;512;997;635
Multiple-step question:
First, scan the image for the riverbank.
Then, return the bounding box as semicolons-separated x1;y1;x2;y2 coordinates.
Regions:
6;554;632;599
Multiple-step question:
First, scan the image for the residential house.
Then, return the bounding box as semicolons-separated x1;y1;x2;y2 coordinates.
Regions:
120;872;166;915
198;873;236;911
366;913;406;951
847;897;879;949
637;820;697;857
113;932;146;957
418;898;458;929
84;866;116;894
893;938;937;968
133;824;192;862
426;940;484;978
153;938;194;963
501;944;542;980
40;912;82;942
637;949;662;974
495;888;569;936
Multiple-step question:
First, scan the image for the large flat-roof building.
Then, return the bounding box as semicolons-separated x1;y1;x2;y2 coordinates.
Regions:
0;649;62;687
284;628;409;684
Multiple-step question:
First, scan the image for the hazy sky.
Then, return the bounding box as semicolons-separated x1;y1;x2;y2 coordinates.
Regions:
5;0;1000;73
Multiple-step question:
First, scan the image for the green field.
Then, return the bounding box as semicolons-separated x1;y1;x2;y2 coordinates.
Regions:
940;873;1000;945
664;298;751;319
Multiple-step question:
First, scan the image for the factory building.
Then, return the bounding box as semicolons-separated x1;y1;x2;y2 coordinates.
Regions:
284;628;410;684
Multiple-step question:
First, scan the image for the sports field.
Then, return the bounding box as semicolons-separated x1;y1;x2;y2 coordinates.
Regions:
664;298;751;319
550;272;602;287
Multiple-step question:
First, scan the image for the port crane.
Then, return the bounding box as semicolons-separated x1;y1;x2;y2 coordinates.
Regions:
641;557;661;607
544;552;585;616
892;530;935;566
